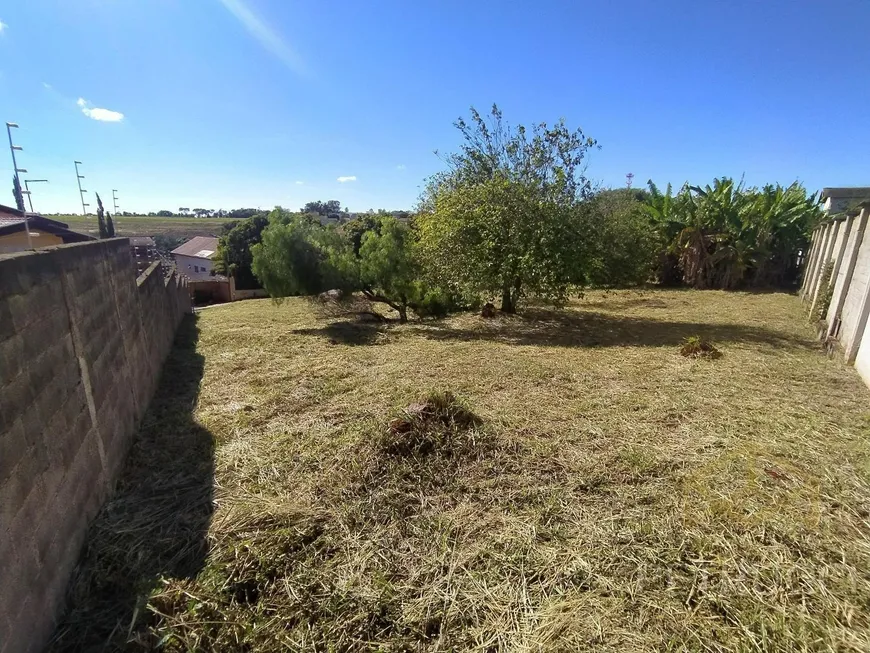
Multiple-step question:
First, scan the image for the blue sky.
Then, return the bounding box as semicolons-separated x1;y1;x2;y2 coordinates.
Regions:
1;0;869;214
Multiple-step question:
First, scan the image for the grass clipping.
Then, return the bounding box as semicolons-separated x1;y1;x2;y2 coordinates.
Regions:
680;335;722;359
50;292;870;652
148;392;534;651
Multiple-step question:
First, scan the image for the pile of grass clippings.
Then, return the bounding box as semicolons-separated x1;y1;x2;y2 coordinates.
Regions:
680;334;723;359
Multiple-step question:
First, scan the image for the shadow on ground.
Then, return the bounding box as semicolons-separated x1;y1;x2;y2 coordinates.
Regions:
291;307;814;350
48;315;214;651
293;321;386;346
407;309;810;349
433;308;813;349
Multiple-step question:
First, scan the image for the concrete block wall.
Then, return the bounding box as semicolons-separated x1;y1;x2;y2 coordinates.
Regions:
802;208;870;387
0;239;191;653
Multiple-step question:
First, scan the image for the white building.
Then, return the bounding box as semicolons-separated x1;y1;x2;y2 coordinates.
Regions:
171;236;219;280
821;187;870;215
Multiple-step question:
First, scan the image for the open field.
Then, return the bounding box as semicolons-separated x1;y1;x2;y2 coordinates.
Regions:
51;290;870;651
53;214;239;240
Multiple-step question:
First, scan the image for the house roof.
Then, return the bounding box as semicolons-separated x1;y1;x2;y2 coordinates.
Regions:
0;213;94;243
171;236;219;259
0;204;25;219
821;187;870;200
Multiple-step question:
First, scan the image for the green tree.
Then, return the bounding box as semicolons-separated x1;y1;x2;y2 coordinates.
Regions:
252;212;434;322
580;189;658;286
302;200;342;216
418;105;598;312
357;217;420;321
252;212;356;298
214;211;270;289
96;193;109;239
12;177;25;212
343;214;380;255
157;210;174;217
228;208;260;219
644;178;822;289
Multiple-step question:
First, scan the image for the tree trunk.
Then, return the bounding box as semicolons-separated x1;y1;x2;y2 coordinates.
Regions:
397;305;408;323
500;281;515;313
511;276;522;311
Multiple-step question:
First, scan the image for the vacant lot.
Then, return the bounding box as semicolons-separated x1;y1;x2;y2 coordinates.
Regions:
52;290;870;651
55;214;238;239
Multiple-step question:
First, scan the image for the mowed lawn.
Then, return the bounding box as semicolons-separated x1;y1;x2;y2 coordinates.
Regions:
52;290;870;652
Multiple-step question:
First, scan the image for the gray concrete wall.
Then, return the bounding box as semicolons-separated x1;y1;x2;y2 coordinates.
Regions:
827;212;868;336
835;213;870;357
801;209;870;388
0;239;191;653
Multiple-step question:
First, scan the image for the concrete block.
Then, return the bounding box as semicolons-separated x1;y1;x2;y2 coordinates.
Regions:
0;300;15;341
0;333;26;389
0;417;26;487
0;379;35;439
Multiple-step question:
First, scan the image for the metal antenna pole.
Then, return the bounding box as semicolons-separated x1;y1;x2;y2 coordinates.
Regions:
6;122;32;249
626;172;635;189
24;179;49;213
112;189;119;214
74;161;89;215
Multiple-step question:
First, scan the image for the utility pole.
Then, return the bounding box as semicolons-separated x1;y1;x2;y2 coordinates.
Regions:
626;172;635;189
112;189;119;214
6;122;32;249
74;161;89;215
24;179;49;213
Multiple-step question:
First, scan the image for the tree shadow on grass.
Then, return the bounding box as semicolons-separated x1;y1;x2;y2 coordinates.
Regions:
293;321;386;346
405;308;814;350
48;315;214;652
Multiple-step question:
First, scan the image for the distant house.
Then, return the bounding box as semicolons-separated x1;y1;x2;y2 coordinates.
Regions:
821;188;870;215
171;236;219;280
0;204;94;254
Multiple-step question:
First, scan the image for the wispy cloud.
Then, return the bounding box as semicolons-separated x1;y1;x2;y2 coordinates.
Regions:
77;97;125;122
295;180;304;185
217;0;307;76
0;20;7;34
42;82;52;90
337;176;357;183
396;164;406;170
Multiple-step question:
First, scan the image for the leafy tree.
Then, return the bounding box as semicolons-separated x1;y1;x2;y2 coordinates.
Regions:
302;200;342;216
644;178;822;289
579;189;658;286
96;193;109;239
214;211;270;289
253;212;437;322
157;210;174;217
153;234;185;255
252;212;351;298
343;214;381;255
12;177;25;212
357;217;420;321
228;208;260;219
418;105;598;312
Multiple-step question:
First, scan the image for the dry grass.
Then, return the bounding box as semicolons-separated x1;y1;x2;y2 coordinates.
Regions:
51;289;870;651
